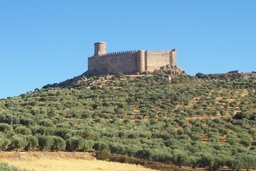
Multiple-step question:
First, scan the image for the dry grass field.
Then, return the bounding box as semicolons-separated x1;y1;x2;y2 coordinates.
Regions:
0;152;158;171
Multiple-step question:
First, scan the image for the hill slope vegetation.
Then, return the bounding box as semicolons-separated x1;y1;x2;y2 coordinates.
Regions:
1;73;256;170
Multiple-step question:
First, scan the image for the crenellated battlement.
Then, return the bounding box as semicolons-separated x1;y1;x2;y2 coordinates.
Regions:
146;50;170;53
94;50;139;57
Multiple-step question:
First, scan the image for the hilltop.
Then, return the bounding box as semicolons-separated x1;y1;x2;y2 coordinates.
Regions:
42;64;185;89
0;72;256;171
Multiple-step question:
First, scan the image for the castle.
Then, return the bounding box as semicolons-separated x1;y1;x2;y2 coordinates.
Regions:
88;42;178;75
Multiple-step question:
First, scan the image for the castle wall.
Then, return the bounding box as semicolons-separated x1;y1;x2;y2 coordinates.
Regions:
88;51;139;75
88;42;177;75
145;51;171;71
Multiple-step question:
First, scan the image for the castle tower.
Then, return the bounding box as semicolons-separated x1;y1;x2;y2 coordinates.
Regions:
94;42;106;56
137;50;145;73
170;49;177;66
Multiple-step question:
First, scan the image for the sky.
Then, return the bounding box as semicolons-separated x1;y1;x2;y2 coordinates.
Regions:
1;0;256;98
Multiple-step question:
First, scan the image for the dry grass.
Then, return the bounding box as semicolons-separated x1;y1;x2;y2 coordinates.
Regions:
0;152;158;171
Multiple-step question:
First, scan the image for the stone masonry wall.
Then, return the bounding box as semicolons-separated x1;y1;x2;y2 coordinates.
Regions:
88;51;139;75
145;51;171;71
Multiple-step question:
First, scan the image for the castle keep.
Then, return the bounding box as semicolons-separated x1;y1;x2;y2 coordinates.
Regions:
88;42;177;75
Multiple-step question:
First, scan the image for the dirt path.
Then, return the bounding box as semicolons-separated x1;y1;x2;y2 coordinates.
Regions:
0;152;158;171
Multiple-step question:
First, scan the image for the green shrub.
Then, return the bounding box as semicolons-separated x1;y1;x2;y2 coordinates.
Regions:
51;136;66;151
171;149;190;167
0;123;13;133
66;136;85;151
0;133;10;151
10;134;28;151
110;143;125;155
0;162;31;171
93;141;109;151
83;140;94;151
38;119;53;127
97;149;111;160
15;126;31;135
24;135;38;151
20;117;34;126
38;135;54;151
135;148;152;161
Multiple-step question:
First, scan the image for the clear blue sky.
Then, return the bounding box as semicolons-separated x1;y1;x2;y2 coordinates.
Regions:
1;0;255;98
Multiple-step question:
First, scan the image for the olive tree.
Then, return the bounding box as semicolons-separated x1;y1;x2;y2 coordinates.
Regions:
24;135;38;151
38;135;54;151
0;133;10;151
51;136;66;151
10;134;28;151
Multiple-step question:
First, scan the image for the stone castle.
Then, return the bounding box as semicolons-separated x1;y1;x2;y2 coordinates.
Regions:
88;42;178;75
42;42;184;88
